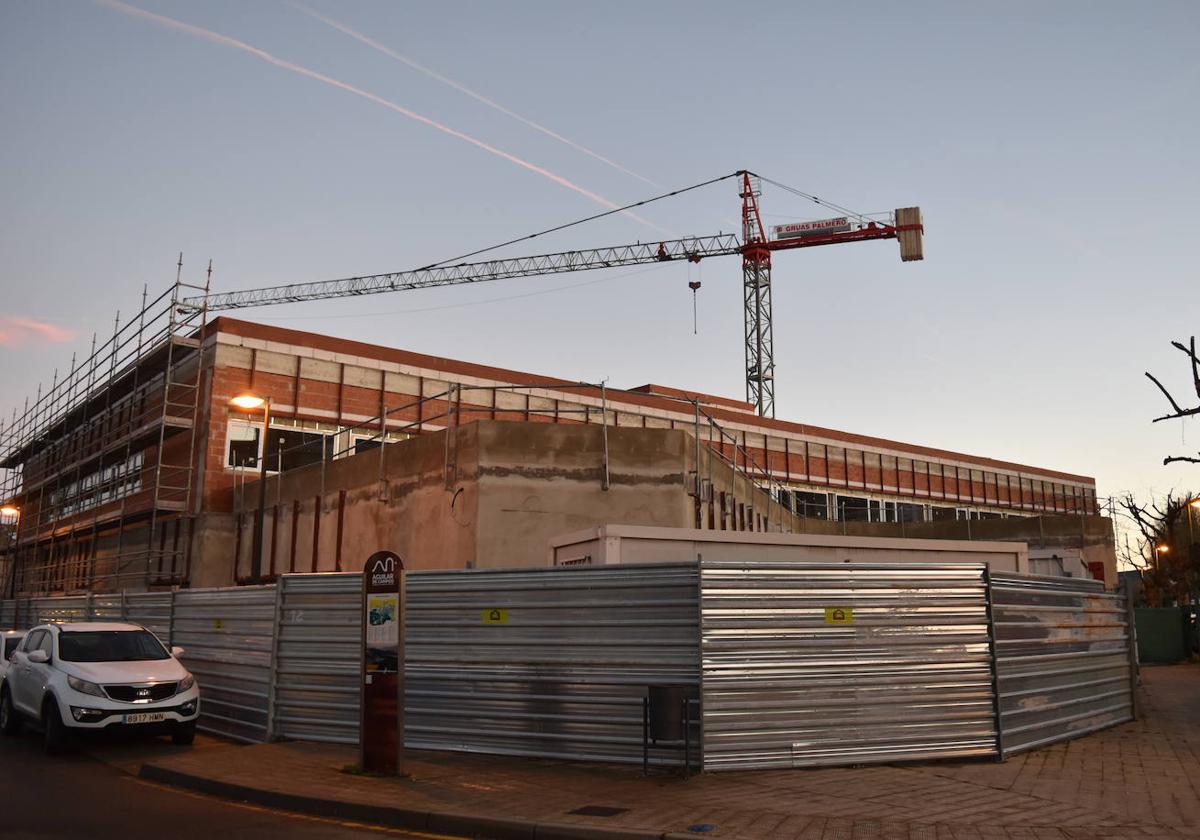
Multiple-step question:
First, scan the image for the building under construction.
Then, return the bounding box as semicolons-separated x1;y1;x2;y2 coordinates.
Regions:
0;274;1110;598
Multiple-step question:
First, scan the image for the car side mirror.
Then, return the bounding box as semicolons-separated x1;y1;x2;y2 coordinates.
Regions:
171;646;185;658
27;650;49;664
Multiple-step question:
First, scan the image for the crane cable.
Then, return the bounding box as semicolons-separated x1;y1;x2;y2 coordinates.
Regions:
416;170;747;271
751;174;882;228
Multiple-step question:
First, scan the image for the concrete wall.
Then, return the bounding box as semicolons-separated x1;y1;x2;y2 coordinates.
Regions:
197;425;480;585
188;419;1117;590
191;420;804;586
472;422;693;569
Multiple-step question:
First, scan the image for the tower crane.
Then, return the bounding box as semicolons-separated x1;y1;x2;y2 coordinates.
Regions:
191;171;923;417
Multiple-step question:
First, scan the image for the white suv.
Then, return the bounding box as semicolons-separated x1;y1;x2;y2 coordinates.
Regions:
0;621;200;753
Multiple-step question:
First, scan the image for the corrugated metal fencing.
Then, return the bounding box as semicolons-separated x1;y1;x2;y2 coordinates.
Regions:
0;562;1135;771
699;560;999;770
272;573;360;744
172;586;276;743
404;564;700;764
990;573;1135;757
272;565;700;765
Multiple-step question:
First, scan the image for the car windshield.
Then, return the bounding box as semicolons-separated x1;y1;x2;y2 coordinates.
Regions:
58;630;169;663
4;637;21;659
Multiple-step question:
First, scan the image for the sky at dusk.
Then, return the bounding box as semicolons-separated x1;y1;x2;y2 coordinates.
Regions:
1;0;1197;509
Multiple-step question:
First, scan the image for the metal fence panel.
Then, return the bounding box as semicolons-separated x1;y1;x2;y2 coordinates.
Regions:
406;564;700;765
29;595;90;625
273;573;361;745
89;594;124;622
172;586;276;743
0;593;171;640
272;565;701;765
124;592;174;642
991;573;1133;757
700;560;998;771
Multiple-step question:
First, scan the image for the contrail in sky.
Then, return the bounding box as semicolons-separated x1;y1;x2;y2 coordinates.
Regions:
292;3;663;190
96;0;664;231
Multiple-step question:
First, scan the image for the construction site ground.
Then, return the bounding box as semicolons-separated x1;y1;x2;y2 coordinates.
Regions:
90;663;1199;840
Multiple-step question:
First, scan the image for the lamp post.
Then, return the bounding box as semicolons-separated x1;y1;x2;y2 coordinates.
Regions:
0;506;18;599
1188;499;1200;552
1189;499;1200;601
1153;543;1169;569
231;394;271;581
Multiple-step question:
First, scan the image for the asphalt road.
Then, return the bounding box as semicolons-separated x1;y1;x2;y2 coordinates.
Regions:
0;728;445;840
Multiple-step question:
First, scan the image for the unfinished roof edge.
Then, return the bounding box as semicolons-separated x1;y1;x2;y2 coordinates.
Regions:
628;383;757;413
208;316;1096;486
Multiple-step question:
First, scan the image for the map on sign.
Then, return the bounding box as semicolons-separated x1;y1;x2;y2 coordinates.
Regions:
366;594;399;671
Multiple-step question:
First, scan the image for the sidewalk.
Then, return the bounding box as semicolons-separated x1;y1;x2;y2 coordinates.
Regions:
123;664;1200;840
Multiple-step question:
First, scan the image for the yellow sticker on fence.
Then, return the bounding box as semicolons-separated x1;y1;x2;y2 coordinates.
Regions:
482;608;509;625
824;607;853;625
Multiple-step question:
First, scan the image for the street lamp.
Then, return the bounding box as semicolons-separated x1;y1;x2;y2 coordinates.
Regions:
1188;499;1200;546
0;505;18;600
1188;500;1200;596
1153;543;1169;569
231;394;271;581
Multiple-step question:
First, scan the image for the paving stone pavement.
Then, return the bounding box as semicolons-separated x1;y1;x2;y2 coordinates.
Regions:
124;664;1200;840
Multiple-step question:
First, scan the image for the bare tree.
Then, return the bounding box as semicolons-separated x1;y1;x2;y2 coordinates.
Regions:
1145;336;1200;465
1117;491;1199;605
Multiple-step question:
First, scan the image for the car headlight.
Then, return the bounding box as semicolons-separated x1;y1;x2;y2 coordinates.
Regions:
67;675;106;697
178;673;195;692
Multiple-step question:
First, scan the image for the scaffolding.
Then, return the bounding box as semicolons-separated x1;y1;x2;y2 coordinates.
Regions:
0;262;210;596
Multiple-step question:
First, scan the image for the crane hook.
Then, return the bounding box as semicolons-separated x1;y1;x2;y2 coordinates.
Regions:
688;280;701;335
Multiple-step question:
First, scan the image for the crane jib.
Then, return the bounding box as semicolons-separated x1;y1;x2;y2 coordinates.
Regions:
182;192;921;421
192;234;743;312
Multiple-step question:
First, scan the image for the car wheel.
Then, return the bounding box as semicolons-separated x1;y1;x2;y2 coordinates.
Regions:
42;699;68;755
171;721;196;746
0;689;21;736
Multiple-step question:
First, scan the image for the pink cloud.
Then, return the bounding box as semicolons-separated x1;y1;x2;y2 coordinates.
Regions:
0;318;75;348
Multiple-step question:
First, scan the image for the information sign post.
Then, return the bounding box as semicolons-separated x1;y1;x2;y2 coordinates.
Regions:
360;550;405;775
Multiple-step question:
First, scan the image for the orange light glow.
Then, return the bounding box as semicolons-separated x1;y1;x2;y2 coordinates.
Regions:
230;394;266;410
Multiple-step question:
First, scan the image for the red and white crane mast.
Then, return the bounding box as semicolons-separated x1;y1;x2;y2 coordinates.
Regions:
740;173;777;416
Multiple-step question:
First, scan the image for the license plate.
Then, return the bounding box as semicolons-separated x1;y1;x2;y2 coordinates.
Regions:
124;712;167;724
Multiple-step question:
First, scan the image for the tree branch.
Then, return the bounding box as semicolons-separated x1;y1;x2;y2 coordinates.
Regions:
1146;371;1197;421
1148;337;1200;422
1147;337;1200;464
1169;337;1200;400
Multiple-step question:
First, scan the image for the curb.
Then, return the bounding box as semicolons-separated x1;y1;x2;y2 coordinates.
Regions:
138;764;666;840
